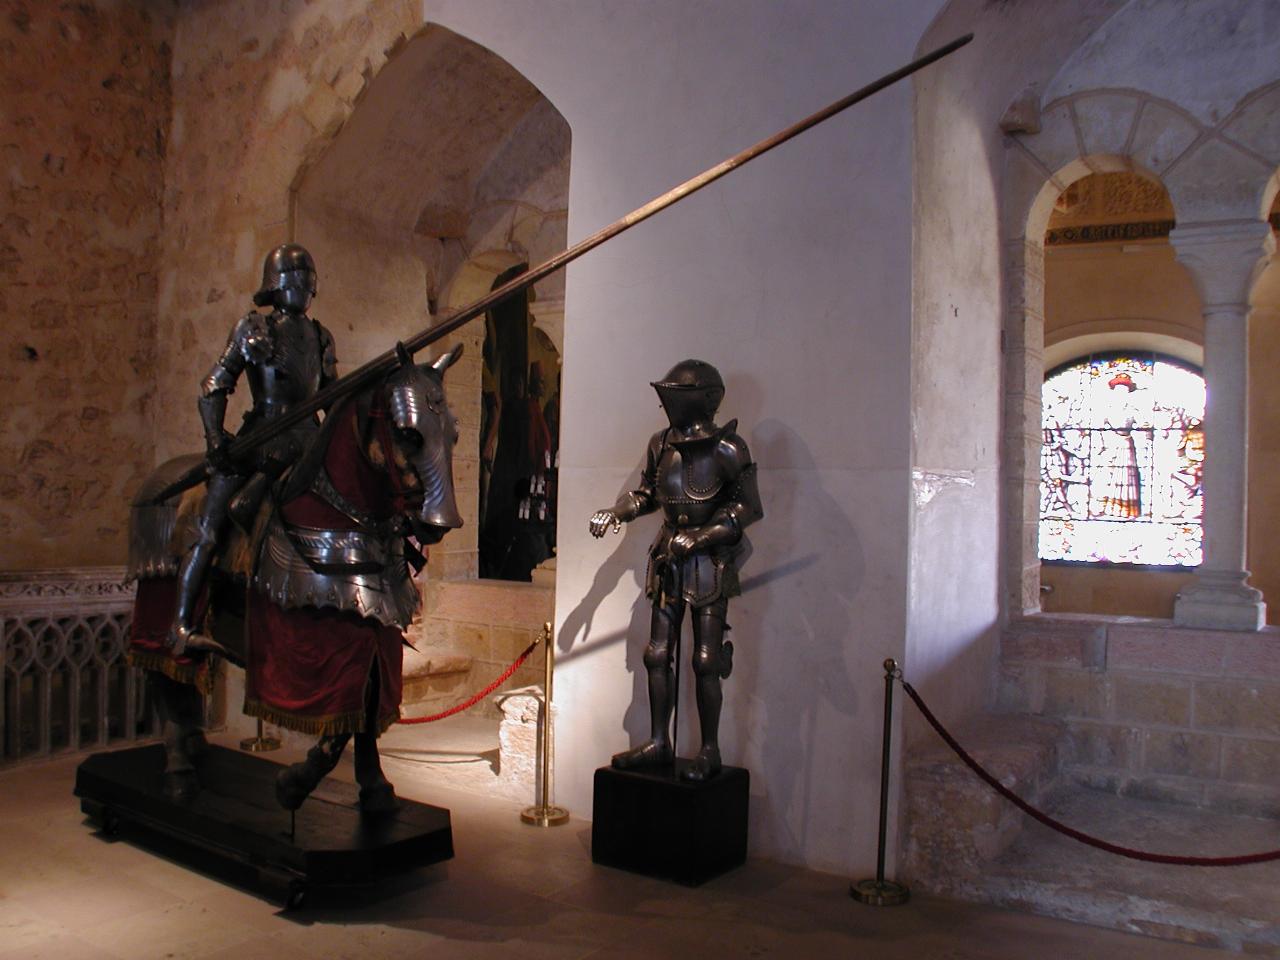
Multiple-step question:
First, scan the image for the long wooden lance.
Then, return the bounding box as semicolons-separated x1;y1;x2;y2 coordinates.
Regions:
150;32;973;505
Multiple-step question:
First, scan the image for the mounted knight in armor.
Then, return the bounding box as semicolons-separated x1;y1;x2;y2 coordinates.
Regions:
127;242;465;810
589;359;763;781
169;243;337;655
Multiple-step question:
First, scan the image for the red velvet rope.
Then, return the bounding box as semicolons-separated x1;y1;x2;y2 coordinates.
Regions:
395;639;540;725
901;679;1280;867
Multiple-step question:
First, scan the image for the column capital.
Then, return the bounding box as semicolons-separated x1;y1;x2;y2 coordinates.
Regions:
1169;220;1270;309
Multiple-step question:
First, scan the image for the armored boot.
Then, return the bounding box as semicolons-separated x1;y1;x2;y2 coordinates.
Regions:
275;734;351;810
352;666;398;814
152;674;206;802
682;671;723;782
169;474;239;657
612;632;676;770
169;540;218;655
682;608;727;782
354;732;398;815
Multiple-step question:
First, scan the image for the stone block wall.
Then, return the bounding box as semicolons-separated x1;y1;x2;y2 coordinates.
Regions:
0;2;174;569
998;615;1280;818
402;577;553;719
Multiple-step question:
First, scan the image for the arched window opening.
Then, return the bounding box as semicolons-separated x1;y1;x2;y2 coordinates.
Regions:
1040;351;1203;567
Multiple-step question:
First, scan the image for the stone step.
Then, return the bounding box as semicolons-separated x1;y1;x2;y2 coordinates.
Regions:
904;713;1067;877
929;785;1280;955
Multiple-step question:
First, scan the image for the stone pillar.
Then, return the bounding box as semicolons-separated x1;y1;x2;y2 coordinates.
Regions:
1171;220;1270;631
1003;236;1047;615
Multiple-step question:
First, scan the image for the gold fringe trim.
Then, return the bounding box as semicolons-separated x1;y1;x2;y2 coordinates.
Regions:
127;650;214;695
243;698;366;736
242;699;401;737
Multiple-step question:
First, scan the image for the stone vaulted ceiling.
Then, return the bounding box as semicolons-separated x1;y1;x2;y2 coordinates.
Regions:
298;25;547;235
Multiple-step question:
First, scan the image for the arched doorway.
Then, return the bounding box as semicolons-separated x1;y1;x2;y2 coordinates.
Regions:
290;24;570;737
1035;171;1204;617
1001;85;1277;628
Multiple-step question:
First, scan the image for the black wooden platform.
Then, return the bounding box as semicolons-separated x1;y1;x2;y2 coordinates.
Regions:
591;761;749;885
74;743;453;907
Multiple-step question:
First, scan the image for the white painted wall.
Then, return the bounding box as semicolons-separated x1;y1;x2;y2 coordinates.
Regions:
420;0;943;873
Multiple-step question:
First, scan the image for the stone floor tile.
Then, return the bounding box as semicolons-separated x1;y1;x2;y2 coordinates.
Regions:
80;900;263;960
7;873;185;931
0;929;124;960
0;900;72;958
5;734;1259;960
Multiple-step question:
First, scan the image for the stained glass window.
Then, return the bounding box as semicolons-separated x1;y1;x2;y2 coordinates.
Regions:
1040;352;1204;566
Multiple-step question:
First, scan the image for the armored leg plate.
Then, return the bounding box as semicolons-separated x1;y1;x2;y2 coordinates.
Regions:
73;744;453;907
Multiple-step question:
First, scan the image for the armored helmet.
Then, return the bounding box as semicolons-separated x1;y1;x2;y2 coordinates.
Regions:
651;359;724;435
253;243;317;307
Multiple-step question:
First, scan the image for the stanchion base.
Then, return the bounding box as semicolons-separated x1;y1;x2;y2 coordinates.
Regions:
520;804;570;827
239;736;282;753
850;878;910;906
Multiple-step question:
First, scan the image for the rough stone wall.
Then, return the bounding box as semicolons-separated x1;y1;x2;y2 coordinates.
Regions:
153;0;423;461
0;1;174;569
998;616;1280;818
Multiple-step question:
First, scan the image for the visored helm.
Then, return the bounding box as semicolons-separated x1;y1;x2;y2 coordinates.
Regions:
253;243;317;309
651;358;724;432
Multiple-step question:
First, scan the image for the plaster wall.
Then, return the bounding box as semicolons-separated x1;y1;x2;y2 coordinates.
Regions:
0;1;173;570
908;0;1127;746
153;0;944;875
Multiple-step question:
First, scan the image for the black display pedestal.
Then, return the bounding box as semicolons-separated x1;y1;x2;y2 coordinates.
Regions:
74;743;453;908
591;761;748;885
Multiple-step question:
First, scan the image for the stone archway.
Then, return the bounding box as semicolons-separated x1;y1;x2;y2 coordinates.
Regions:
289;23;570;718
1002;86;1278;628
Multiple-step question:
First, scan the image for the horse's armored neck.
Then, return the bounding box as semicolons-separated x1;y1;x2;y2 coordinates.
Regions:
278;397;398;531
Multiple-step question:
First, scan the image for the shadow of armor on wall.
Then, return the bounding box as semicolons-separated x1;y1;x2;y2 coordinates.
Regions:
589;359;764;782
168;243;337;654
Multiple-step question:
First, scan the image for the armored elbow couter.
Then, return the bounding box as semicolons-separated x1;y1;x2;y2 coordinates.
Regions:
612;490;650;523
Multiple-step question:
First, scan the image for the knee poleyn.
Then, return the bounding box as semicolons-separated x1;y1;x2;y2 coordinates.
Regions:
642;643;671;671
691;647;721;677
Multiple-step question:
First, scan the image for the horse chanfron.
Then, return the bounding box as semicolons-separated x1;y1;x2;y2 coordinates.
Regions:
383;344;465;545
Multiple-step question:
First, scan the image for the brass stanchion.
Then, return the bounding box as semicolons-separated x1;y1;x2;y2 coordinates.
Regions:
850;658;909;906
521;621;570;827
240;717;281;753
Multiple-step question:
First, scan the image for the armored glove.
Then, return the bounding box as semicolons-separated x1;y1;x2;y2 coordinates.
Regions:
589;509;622;538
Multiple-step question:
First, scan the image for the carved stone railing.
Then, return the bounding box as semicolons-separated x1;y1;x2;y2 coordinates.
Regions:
0;568;153;764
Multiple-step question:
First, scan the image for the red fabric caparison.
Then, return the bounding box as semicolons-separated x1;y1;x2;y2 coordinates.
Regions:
279;398;396;530
245;589;403;735
127;576;214;692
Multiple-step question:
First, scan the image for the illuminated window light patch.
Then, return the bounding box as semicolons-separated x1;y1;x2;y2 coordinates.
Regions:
1039;352;1203;567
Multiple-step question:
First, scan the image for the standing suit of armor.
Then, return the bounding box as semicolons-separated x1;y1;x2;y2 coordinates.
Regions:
170;244;337;654
590;359;763;781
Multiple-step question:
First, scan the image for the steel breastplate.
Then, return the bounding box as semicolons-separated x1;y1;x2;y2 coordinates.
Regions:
656;443;725;527
244;314;324;413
